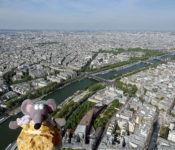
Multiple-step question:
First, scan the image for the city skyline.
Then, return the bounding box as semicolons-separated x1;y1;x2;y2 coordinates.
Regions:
0;0;175;31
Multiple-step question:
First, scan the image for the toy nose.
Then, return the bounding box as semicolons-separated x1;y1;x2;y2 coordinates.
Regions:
34;123;41;130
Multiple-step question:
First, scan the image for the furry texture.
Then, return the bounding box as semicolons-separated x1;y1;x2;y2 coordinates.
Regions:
9;99;66;150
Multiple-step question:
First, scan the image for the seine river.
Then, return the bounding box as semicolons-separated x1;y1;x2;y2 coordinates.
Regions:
1;54;174;149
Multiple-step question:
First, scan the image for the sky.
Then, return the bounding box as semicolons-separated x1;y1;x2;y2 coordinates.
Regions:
0;0;175;31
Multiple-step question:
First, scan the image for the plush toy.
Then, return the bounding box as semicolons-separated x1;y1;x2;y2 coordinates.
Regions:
9;99;66;150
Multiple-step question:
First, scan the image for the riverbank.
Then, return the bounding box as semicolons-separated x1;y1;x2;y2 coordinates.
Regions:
5;53;172;116
92;54;171;76
7;75;86;116
4;75;85;114
1;53;175;150
6;53;174;116
0;78;97;150
93;61;142;76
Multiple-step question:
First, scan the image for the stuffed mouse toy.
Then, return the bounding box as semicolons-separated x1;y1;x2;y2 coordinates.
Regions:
9;99;66;150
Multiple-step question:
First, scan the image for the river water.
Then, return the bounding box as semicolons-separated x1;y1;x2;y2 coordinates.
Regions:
0;78;97;150
97;62;148;79
0;55;174;149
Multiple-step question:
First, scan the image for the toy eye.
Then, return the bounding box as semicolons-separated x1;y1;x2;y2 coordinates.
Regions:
34;104;39;110
39;104;44;109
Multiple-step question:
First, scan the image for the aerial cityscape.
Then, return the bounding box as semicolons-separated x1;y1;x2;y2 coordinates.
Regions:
0;0;175;150
0;31;175;150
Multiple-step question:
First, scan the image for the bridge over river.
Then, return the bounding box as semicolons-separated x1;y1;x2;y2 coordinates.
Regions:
85;72;116;86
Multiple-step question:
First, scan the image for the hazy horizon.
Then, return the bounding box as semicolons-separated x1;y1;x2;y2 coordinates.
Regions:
0;28;175;32
0;0;175;31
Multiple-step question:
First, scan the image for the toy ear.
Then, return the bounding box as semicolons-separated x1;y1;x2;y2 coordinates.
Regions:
21;99;34;115
45;99;57;113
